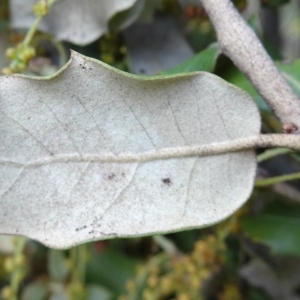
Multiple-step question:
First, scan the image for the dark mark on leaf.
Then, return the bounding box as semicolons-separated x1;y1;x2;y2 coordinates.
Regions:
75;225;87;232
162;178;172;186
100;232;117;237
108;173;116;180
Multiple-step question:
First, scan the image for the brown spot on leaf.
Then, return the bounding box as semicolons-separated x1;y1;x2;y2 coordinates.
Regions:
162;178;172;186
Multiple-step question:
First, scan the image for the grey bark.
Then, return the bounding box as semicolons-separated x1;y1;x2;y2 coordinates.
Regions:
200;0;300;133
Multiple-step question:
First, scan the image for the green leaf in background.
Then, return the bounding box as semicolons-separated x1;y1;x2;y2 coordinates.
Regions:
86;245;138;299
21;282;48;300
277;59;300;99
225;67;270;111
161;43;220;75
241;202;300;256
48;250;69;282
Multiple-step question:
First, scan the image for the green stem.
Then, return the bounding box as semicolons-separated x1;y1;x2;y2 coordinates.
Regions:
77;244;87;283
70;244;87;284
255;172;300;187
11;237;27;299
70;246;78;283
257;148;293;163
153;235;179;256
23;17;42;47
23;0;57;47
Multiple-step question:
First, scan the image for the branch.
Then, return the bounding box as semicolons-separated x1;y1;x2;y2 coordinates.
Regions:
200;0;300;134
255;172;300;187
2;134;300;167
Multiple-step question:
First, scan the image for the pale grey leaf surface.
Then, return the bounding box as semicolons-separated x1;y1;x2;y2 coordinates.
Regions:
0;52;260;249
10;0;140;45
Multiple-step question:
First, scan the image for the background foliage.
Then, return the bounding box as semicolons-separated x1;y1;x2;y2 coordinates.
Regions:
1;0;300;299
